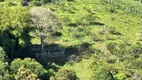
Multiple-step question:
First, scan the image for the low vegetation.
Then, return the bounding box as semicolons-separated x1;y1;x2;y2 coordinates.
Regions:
0;0;142;80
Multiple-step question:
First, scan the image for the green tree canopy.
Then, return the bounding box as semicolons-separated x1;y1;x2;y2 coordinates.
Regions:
0;5;30;37
10;58;48;78
0;47;8;62
14;65;38;80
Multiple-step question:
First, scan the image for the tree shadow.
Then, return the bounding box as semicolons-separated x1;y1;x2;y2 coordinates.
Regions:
4;27;34;62
33;42;94;67
29;43;80;67
67;21;104;27
89;21;104;26
2;26;93;69
0;26;34;63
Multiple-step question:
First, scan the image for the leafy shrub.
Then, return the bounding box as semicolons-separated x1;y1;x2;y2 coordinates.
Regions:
0;47;8;62
127;42;142;56
0;47;10;80
10;58;48;79
107;41;118;54
92;67;114;80
55;69;79;80
0;61;10;80
30;0;48;6
14;65;38;80
106;34;120;40
107;41;126;55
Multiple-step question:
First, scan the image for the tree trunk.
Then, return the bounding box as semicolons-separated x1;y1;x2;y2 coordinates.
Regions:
40;36;44;57
15;37;19;57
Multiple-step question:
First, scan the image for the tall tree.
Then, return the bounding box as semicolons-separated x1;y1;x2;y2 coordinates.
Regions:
0;4;30;57
30;7;61;54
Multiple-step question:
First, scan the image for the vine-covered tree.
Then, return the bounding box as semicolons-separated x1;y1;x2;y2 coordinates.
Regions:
30;7;62;54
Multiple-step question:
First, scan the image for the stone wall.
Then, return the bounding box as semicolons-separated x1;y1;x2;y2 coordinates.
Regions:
31;45;65;64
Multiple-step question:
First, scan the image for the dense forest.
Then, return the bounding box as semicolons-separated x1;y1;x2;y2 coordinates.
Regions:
0;0;142;80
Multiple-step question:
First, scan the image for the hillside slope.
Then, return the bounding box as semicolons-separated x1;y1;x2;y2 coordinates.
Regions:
49;0;142;79
0;0;142;79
